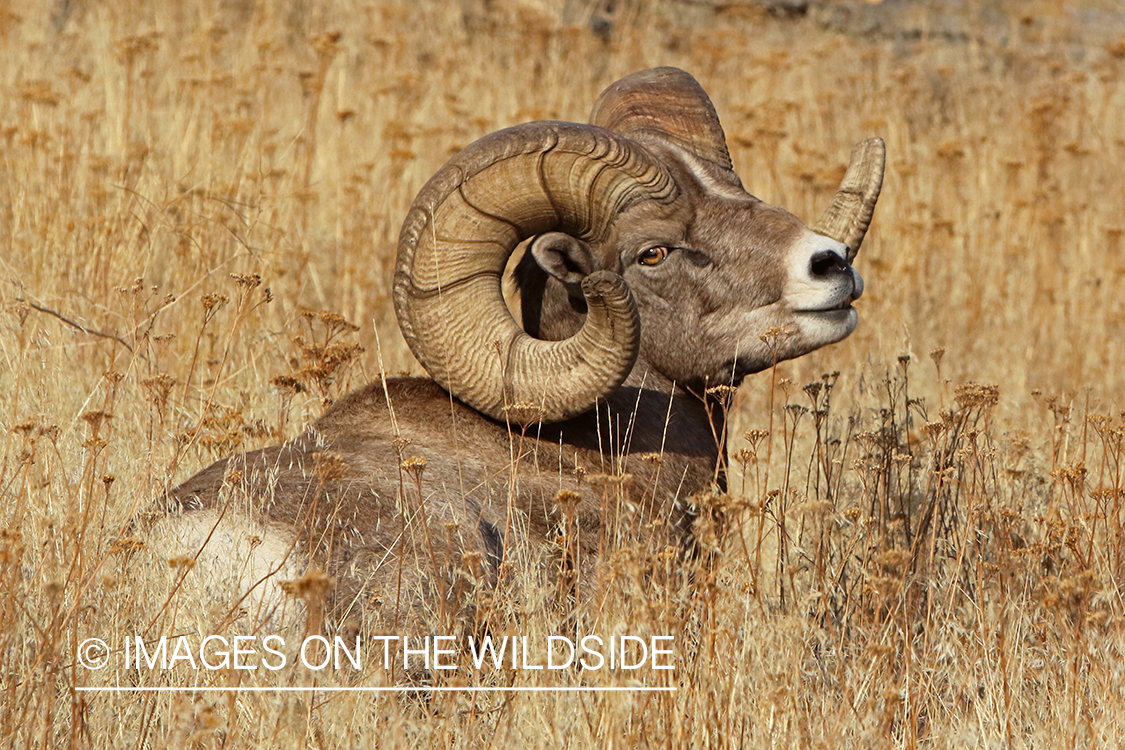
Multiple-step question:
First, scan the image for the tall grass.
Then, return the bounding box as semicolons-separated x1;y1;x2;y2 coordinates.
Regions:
1;0;1123;746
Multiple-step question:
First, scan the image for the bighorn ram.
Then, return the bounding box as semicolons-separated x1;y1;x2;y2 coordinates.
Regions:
159;67;883;633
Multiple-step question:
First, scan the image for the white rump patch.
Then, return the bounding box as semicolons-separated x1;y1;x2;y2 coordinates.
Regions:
146;509;307;632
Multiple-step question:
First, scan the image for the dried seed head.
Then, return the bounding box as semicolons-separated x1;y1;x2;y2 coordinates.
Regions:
554;490;582;517
313;451;349;483
954;382;999;410
200;293;229;311
760;326;794;347
502;402;546;426
270;374;306;394
743;429;769;448
585;473;634;488
280;569;334;604
10;303;31;327
230;272;261;289
310;30;343;58
168;556;195;570
921;420;947;440
459;550;485;581
114;278;145;297
875;548;911;574
82;410;113;434
1040;570;1097;617
108;537;145;555
315;310;359;337
400;456;427;481
142;373;176;407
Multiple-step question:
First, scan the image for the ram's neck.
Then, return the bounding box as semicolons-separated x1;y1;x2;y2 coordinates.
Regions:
609;364;729;493
514;259;728;493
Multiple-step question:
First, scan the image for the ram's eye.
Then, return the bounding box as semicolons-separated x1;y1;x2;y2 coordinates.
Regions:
638;246;670;266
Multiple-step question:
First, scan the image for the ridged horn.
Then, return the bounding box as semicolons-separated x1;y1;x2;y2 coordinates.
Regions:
394;121;677;425
590;66;735;175
813;138;885;262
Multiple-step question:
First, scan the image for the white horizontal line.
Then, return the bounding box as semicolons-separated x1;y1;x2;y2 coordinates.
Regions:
76;686;676;693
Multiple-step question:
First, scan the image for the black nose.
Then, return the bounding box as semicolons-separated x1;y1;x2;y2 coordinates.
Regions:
809;249;849;278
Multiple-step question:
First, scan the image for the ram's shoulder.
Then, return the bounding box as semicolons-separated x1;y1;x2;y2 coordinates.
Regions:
316;377;496;435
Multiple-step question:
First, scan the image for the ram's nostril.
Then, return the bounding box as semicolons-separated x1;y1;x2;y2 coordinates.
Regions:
809;249;849;278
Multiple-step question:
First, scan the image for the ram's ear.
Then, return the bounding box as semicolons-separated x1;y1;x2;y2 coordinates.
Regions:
529;232;597;296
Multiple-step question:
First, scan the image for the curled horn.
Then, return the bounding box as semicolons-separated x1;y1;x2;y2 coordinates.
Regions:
814;138;885;261
394;122;677;425
590;66;737;181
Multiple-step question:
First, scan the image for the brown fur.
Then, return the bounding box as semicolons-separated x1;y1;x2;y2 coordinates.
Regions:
167;371;722;633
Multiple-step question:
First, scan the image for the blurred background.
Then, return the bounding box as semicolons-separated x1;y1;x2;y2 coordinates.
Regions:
2;1;1123;746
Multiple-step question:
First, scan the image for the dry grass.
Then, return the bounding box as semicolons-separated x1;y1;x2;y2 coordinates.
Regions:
2;0;1124;746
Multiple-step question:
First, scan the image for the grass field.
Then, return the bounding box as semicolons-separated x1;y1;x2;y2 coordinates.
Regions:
2;0;1124;746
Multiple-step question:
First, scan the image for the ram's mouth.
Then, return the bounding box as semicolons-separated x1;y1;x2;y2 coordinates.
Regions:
794;300;855;314
788;266;863;316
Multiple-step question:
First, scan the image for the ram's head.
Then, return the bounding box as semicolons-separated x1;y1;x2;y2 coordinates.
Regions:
394;67;883;424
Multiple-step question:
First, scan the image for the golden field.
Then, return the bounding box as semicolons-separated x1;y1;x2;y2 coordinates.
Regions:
1;0;1123;746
